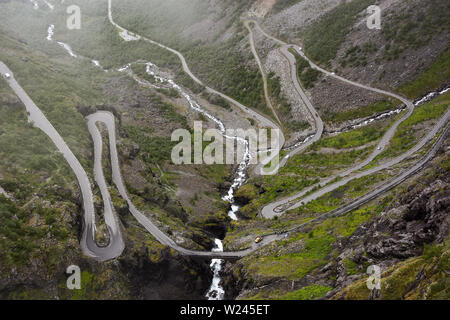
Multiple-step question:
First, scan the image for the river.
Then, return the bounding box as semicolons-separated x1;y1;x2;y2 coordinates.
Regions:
121;61;252;299
44;19;247;296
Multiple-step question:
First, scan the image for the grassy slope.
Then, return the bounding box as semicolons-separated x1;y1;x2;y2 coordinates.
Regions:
302;0;449;99
322;99;401;123
336;238;450;300
109;0;270;117
227;91;449;299
0;31;97;284
399;47;450;99
374;91;450;162
230;90;448;243
0;1;227;297
302;0;374;67
231;148;449;300
236;120;392;219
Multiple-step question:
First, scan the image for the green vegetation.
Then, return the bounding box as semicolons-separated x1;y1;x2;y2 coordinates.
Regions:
246;233;335;279
0;197;43;265
238;200;385;283
201;92;231;110
114;0;255;47
184;39;269;116
303;0;374;66
151;94;188;128
0;14;116;273
124;126;176;163
57;267;131;300
311;122;388;150
110;0;269;117
0;93;76;196
381;0;450;61
279;285;332;300
0;196;74;266
293;173;388;217
325;206;376;238
64;270;94;300
113;0;217;46
288;48;320;89
399;47;450;99
175;71;204;94
238;119;390;218
281;149;371;177
376;92;449;161
195;164;230;185
230;179;399;297
225;168;391;249
239;147;372;218
323;99;400;123
0;40;101;170
344;258;360;275
7;287;50;300
54;1;181;70
122;94;189;164
0;0;220;273
156;87;180;99
231;150;449;301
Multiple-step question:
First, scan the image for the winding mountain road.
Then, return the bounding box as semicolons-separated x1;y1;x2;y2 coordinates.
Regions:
245;20;433;218
86;111;284;258
1;2;448;261
3;63;447;260
244;20;324;175
108;0;285;176
0;62;124;262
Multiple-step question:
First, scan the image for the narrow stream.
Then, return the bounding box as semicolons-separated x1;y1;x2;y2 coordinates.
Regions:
205;239;225;300
56;41;77;58
326;107;406;137
46;24;54;41
142;62;251;224
319;85;449;138
42;0;54;11
120;61;252;299
47;24;105;68
414;86;449;106
44;19;238;294
46;24;77;57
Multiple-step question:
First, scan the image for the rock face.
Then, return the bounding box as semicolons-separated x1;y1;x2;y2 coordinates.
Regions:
222;149;449;300
329;178;449;295
119;247;212;300
0;236;213;300
0;190;213;300
366;179;448;259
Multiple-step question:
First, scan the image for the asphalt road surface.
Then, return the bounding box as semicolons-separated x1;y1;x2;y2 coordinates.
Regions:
1;3;447;260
